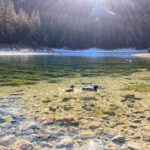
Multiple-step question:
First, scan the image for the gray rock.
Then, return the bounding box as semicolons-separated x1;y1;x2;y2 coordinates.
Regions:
0;134;16;147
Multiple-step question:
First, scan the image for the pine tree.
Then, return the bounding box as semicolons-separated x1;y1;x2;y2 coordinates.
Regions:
30;10;41;46
17;8;32;44
3;0;18;43
0;0;5;43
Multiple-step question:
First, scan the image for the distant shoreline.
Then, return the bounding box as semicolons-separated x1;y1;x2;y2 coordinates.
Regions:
0;51;53;55
0;48;147;57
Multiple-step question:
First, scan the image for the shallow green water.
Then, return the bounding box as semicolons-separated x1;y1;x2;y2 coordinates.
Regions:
0;55;150;149
0;55;150;86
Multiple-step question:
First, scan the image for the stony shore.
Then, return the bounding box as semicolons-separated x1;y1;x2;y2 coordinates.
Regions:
0;71;150;149
0;50;53;55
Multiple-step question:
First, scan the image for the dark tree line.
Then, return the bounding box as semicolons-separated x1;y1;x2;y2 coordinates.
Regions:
0;0;41;47
1;0;150;49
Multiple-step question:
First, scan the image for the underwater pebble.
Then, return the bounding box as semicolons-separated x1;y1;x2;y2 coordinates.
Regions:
0;134;16;147
88;121;100;129
79;130;96;138
142;132;150;142
126;142;141;150
56;136;74;149
111;135;126;143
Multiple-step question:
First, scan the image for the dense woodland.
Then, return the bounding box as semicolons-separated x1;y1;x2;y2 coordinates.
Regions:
0;0;150;49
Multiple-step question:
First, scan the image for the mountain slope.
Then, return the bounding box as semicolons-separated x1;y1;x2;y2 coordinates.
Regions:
5;0;150;49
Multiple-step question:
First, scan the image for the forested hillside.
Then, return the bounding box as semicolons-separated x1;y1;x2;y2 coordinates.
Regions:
0;0;150;49
0;0;41;47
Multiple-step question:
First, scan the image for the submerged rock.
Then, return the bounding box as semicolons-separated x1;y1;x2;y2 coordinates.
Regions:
42;99;51;103
44;114;56;122
67;126;78;133
56;136;74;149
147;116;150;121
0;145;8;150
0;134;16;147
0;117;6;123
55;115;79;126
49;106;59;112
104;142;119;150
12;140;33;150
62;103;73;111
129;124;138;129
37;129;56;139
104;111;116;116
103;129;118;136
39;141;53;149
19;120;37;130
112;135;126;143
142;132;150;142
88;121;100;129
121;94;141;103
133;119;141;123
79;130;96;138
126;142;141;150
82;103;95;111
122;94;135;99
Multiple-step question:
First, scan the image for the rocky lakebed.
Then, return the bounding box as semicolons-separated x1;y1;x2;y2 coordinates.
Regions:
0;54;150;150
0;70;150;150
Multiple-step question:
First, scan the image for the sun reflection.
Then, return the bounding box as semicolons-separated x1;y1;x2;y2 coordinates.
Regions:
88;139;104;150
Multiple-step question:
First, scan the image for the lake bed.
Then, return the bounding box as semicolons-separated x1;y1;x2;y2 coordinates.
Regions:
0;54;150;149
